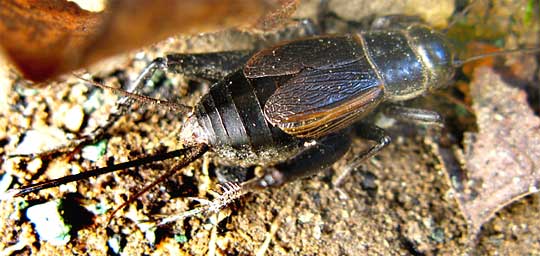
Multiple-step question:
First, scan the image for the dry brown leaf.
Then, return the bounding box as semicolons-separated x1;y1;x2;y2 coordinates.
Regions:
0;0;299;83
0;0;102;83
456;67;540;235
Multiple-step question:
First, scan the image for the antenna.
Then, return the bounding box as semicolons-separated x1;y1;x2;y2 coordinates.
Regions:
1;145;208;200
453;47;540;67
75;75;193;115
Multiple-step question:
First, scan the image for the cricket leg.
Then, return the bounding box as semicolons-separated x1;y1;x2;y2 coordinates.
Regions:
332;123;391;187
153;132;351;225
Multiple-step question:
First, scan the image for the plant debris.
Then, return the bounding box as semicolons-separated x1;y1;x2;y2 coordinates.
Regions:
0;0;299;82
452;67;540;236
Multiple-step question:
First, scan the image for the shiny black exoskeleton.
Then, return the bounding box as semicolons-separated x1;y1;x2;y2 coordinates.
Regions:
163;21;454;188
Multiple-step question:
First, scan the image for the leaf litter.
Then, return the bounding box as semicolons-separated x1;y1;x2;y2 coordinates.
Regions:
446;67;540;237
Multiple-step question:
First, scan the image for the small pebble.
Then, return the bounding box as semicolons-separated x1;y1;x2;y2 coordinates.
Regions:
59;104;85;132
298;211;314;224
26;158;43;175
107;234;122;254
430;227;445;243
0;173;13;194
81;139;108;162
14;128;67;155
174;234;188;243
83;90;105;113
26;200;71;245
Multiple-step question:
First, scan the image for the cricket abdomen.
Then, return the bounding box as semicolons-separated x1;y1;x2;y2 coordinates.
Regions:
186;70;302;166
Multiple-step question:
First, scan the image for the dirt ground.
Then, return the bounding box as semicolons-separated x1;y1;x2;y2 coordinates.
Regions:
1;0;539;255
